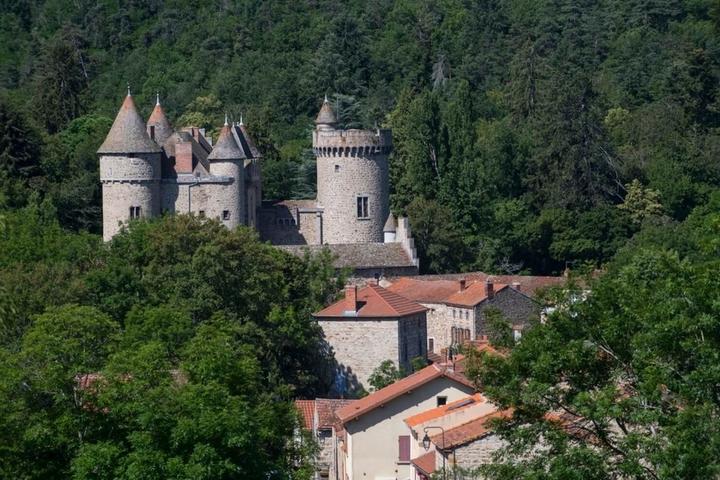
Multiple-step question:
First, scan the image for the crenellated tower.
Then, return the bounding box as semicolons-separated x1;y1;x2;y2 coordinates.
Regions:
98;91;162;241
312;97;393;244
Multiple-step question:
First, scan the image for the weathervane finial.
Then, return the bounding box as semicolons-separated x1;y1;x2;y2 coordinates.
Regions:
156;91;160;106
127;82;131;96
224;113;228;126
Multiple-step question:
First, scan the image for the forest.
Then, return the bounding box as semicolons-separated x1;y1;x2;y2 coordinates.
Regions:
2;0;720;478
2;0;720;274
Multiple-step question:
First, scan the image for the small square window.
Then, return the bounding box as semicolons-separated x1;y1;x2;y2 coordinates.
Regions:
222;210;230;221
335;164;340;172
198;210;205;218
437;396;447;407
356;196;369;219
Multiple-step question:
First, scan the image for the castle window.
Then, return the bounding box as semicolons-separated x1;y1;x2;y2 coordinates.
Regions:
335;164;340;172
198;210;205;218
465;310;469;320
222;210;230;221
428;337;434;352
356;196;369;219
129;206;141;219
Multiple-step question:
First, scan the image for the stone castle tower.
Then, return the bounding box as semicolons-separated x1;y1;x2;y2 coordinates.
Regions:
312;97;393;244
98;91;163;240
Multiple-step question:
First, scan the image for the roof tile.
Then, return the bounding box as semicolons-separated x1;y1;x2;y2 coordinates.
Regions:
314;284;427;318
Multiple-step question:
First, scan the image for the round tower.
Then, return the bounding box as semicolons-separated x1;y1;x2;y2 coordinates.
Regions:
98;91;162;241
207;118;246;229
313;97;393;244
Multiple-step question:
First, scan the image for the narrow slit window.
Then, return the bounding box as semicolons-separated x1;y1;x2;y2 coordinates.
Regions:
222;210;230;221
356;196;369;219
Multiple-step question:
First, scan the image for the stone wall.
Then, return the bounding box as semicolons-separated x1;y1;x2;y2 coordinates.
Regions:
100;153;161;241
450;434;507;470
398;313;428;373
314;129;391;245
475;288;539;336
424;303;476;354
318;317;400;390
258;204;322;245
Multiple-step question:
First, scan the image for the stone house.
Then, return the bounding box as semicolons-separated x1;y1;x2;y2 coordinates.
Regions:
296;398;357;480
335;363;475;480
314;284;428;392
386;277;540;355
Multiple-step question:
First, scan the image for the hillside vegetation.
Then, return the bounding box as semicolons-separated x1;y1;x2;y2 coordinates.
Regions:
1;0;720;273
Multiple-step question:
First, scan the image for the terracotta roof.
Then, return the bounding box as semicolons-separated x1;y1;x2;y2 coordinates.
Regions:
147;102;173;146
98;94;162;154
411;451;436;476
315;98;337;125
430;409;513;449
386;277;463;303
391;272;567;298
336;364;474;424
383;213;397;232
444;282;508;308
295;400;315;430
314;284;426;318
315;398;356;429
208;124;245;160
404;393;487;427
280;243;416;270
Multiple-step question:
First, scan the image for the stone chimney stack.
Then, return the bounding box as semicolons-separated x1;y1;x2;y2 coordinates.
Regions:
345;285;358;313
511;281;521;292
485;280;494;299
459;279;466;291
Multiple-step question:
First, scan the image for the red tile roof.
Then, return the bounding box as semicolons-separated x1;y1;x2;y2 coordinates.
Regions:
430;409;513;449
444;281;508;308
404;393;487;427
411;451;436;475
314;284;427;318
295;400;315;430
315;398;357;429
336;364;474;424
387;277;463;303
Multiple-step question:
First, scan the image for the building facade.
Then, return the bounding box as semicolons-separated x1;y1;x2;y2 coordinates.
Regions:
98;93;419;275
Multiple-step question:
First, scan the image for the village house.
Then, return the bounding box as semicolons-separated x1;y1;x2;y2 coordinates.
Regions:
385;276;542;356
295;398;357;480
314;284;428;392
335;363;475;480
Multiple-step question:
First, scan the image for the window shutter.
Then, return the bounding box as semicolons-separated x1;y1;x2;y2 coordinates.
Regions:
398;435;410;462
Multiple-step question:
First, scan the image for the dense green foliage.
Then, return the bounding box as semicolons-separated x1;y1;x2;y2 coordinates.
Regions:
2;0;720;273
0;211;342;479
465;194;720;479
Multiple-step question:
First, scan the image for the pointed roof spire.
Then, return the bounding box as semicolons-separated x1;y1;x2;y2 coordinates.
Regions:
384;213;397;233
315;95;337;126
98;92;161;154
208;123;244;161
147;92;173;146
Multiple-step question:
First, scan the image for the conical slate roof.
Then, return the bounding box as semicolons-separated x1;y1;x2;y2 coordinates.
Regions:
147;96;173;146
208;123;244;161
315;97;337;125
384;213;397;232
98;94;162;154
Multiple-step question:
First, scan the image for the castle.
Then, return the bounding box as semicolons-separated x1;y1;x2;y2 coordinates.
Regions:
98;92;419;277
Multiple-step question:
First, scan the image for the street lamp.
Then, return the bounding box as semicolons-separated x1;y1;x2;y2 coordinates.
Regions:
422;425;446;480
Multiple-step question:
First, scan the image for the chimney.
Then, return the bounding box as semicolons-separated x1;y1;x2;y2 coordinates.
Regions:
511;281;521;292
459;279;466;291
485;280;494;299
345;285;358;313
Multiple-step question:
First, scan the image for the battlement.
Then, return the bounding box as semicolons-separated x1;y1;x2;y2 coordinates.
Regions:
313;128;392;156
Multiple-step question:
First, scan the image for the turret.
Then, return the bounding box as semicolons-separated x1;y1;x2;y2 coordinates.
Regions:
207;117;245;228
146;93;173;146
315;95;337;130
98;90;162;241
312;96;393;244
